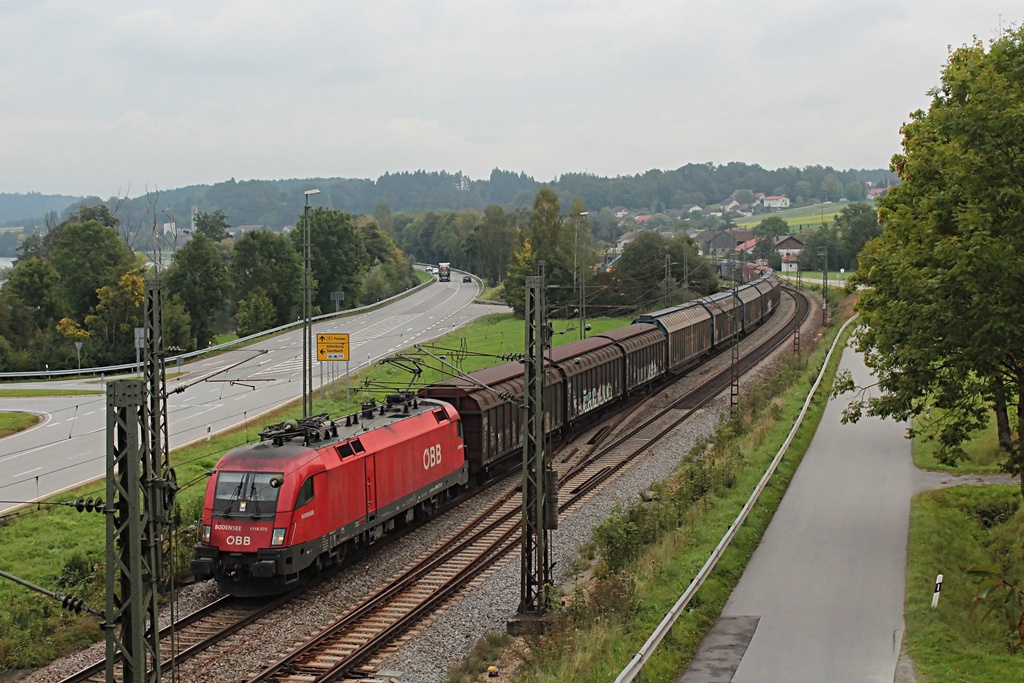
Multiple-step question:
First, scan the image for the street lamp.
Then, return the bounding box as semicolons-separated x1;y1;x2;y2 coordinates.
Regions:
303;189;320;417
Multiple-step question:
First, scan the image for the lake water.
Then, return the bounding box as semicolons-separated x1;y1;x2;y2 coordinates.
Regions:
0;257;14;270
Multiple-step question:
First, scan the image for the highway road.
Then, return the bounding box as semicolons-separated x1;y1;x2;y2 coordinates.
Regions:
680;347;912;682
0;277;507;515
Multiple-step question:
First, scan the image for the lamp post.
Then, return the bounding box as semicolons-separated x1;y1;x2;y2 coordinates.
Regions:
302;189;320;417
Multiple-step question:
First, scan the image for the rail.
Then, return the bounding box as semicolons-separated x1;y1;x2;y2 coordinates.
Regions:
614;312;860;683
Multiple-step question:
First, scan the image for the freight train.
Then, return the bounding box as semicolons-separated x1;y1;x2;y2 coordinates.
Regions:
192;268;781;595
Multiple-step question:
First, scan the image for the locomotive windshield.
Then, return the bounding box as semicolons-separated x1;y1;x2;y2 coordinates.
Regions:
213;471;282;520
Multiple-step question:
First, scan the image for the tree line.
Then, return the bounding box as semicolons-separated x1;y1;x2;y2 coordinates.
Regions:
0;206;416;372
0;182;884;373
0;163;895;250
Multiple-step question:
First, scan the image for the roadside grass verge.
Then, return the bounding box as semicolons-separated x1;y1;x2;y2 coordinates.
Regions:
0;388;102;398
212;333;239;346
448;307;855;681
905;485;1024;681
0;313;630;671
0;412;38;438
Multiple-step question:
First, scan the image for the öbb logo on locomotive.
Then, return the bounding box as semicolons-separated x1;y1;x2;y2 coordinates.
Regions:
191;268;781;597
423;444;442;470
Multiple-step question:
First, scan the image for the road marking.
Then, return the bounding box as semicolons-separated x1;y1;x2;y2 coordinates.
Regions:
15;467;41;477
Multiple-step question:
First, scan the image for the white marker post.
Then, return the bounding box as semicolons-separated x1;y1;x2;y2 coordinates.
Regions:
931;574;943;608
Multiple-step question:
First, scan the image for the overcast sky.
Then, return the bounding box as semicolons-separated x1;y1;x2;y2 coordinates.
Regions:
0;1;1019;197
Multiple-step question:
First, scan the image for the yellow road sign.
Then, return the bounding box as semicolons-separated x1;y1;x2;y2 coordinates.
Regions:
316;332;350;361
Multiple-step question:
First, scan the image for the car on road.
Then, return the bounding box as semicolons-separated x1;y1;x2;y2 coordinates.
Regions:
462;275;472;283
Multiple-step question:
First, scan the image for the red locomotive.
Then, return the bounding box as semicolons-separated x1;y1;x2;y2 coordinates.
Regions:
192;394;468;596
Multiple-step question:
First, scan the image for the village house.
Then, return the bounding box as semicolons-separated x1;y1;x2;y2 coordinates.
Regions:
774;234;805;272
763;195;791;210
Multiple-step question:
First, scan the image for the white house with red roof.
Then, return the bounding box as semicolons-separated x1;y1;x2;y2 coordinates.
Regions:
763;195;791;209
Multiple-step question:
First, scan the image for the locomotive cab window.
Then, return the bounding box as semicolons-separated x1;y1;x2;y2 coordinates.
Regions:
296;476;315;508
213;471;282;520
433;408;448;423
456;419;463;438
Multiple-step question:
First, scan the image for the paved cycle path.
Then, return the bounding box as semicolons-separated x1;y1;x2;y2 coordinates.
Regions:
680;347;912;682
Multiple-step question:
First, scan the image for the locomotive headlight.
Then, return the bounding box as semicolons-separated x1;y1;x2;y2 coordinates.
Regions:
271;528;286;546
201;524;211;543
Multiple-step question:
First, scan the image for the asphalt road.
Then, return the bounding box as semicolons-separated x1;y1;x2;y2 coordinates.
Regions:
0;277;506;515
680;347;912;682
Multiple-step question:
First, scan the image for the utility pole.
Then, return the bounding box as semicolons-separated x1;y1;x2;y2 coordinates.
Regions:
664;255;670;308
510;267;556;635
820;247;828;326
682;243;688;300
303;189;320;417
578;211;589;339
104;279;176;683
730;253;742;412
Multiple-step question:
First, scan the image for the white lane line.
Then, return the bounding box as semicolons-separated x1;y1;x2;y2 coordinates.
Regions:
15;467;41;477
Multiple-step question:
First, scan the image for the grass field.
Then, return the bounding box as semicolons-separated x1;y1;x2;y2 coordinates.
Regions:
905;486;1024;681
734;202;851;230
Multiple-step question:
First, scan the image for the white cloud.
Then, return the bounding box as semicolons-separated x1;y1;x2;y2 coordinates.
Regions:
0;0;1019;195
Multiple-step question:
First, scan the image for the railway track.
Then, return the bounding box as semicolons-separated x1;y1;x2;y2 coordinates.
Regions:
244;288;810;682
57;595;279;683
59;288;808;683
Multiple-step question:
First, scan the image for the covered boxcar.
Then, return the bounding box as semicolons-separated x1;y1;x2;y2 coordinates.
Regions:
737;281;765;331
419;361;563;475
549;337;622;426
703;291;741;347
593;323;666;394
634;303;713;375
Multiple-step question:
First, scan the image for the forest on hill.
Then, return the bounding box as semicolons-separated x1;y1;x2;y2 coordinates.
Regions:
0;162;895;234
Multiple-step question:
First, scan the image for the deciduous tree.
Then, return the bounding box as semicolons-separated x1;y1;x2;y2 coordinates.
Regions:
194;209;231;242
231;230;301;327
290;208;367;312
165;233;228;347
49;220;136;321
839;26;1024;496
